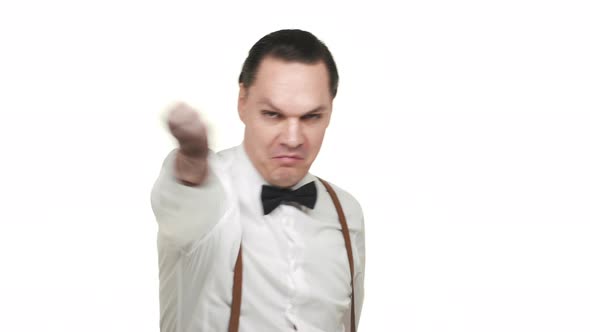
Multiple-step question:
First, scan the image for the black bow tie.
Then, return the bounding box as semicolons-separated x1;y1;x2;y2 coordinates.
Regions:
261;181;318;215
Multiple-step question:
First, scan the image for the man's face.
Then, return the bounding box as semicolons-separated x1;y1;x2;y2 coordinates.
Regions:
238;56;333;188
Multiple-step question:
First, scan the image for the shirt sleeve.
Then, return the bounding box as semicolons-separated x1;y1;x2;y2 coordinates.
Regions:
344;206;365;332
150;149;227;248
344;211;366;332
353;212;366;330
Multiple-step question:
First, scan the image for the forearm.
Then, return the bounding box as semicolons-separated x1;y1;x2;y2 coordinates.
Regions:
151;150;226;247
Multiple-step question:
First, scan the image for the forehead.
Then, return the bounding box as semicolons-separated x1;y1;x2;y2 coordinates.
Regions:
248;57;332;111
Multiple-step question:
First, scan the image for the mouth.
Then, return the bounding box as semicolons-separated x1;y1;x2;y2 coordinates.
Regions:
273;155;304;166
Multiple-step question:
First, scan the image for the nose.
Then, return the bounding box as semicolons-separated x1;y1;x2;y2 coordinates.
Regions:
282;118;304;149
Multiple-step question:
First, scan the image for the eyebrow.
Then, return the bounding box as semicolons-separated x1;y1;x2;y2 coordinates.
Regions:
260;99;327;115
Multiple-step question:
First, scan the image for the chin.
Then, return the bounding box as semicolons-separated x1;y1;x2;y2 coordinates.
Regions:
268;170;304;188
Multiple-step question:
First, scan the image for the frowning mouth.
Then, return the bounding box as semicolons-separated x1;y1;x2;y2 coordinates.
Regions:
273;155;304;165
273;155;304;160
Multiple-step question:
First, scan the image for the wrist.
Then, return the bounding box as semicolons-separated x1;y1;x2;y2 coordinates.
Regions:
174;150;208;186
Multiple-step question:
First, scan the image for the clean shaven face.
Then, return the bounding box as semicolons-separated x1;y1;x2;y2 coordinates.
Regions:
238;56;333;188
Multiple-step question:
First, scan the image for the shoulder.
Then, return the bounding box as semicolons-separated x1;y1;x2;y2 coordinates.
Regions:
214;145;238;162
207;145;240;172
314;177;364;230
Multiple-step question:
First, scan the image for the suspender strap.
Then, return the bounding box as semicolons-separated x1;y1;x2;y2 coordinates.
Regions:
318;178;356;332
228;179;356;332
228;245;243;332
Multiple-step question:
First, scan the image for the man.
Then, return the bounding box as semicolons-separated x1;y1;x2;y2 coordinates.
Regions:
151;29;365;332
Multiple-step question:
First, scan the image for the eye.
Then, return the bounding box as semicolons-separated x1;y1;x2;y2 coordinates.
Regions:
262;110;281;119
302;113;322;120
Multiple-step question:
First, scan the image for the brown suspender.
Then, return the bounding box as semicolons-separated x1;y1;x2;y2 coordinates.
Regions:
228;178;356;332
229;245;243;331
319;178;357;332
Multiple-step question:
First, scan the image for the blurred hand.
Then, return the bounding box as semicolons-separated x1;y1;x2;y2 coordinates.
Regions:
167;103;209;158
166;103;209;185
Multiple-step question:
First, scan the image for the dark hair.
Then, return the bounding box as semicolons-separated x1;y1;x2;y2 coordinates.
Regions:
238;29;339;98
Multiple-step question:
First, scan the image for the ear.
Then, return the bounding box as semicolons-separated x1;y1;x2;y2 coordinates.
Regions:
238;84;248;123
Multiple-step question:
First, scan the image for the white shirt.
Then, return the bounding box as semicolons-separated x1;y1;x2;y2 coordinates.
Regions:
151;144;365;332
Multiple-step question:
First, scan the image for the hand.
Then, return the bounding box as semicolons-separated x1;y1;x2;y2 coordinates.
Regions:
167;102;209;158
166;103;209;185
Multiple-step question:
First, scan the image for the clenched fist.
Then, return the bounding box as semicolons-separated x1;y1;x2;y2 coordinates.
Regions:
167;103;209;158
166;103;209;185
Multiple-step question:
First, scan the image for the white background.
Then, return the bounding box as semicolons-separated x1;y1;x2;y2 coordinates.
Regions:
1;0;589;331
